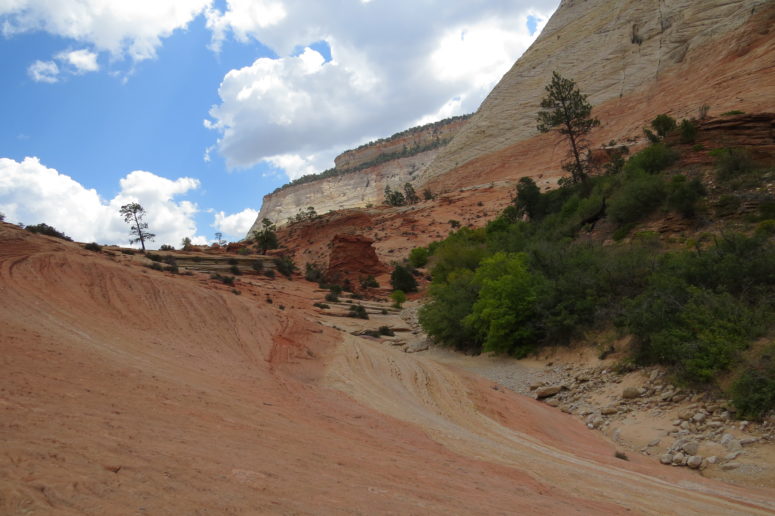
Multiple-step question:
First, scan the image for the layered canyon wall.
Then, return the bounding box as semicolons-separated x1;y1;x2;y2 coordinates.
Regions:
248;116;469;236
250;0;773;236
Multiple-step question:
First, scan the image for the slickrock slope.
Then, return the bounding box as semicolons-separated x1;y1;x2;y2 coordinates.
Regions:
421;0;774;188
3;225;775;514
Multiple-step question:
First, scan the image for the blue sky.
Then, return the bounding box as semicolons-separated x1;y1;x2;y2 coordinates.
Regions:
0;1;557;248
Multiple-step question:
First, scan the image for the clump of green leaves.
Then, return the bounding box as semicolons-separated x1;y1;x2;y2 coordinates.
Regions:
25;223;72;241
390;265;418;292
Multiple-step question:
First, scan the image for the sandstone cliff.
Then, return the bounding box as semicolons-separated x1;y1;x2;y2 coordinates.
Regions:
248;116;469;236
421;0;774;187
251;0;773;236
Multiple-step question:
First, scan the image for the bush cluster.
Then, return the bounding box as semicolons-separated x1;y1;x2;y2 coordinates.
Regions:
419;140;774;416
25;223;72;241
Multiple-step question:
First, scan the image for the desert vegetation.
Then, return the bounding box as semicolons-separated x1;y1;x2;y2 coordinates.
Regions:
419;123;775;418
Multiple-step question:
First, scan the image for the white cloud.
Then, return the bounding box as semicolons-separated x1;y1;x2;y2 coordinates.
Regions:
205;0;287;52
205;1;559;177
57;48;99;73
0;156;206;248
212;208;259;239
27;59;58;82
1;0;211;62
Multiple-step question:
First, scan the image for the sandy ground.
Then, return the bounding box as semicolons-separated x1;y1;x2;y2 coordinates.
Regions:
1;224;774;515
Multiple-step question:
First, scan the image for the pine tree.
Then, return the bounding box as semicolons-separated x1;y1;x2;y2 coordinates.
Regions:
537;72;600;184
120;202;155;251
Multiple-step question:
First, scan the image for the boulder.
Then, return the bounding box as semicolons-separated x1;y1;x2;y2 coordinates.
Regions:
404;341;429;353
622;386;641;399
682;441;699;456
535;385;563;399
687;456;703;469
659;454;673;465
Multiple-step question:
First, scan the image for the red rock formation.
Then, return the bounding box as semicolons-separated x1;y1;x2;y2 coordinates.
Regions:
326;233;386;284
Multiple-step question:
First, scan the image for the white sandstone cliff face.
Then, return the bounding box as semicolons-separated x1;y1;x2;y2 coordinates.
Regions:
247;117;469;236
419;0;772;184
246;149;440;237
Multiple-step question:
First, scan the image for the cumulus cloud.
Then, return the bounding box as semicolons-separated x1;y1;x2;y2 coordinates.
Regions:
205;1;559;176
27;59;59;82
1;0;210;64
57;49;99;74
212;208;259;239
0;156;206;248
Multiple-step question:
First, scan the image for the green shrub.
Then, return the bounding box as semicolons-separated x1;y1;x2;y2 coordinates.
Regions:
237;247;250;255
624;143;678;174
360;275;379;289
264;269;275;278
313;302;330;309
607;171;665;225
679;119;697;144
391;289;407;309
252;260;264;272
390;265;418;292
121;249;135;255
348;304;369;319
464;252;543;357
231;288;241;295
715;195;741;217
448;219;461;229
378;326;394;336
25;223;72;241
274;256;297;278
720;110;745;116
409;247;429;268
230;264;241;276
84;242;103;252
305;262;325;283
159;244;175;251
146;253;163;262
325;292;339;303
666;175;705;218
650;114;677;138
714;148;754;181
210;273;235;286
419;270;481;353
731;346;775;420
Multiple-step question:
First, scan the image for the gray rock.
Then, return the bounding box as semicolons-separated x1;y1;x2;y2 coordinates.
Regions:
706;456;717;464
622;386;641;399
647;438;661;447
672;452;685;465
692;412;707;423
721;462;740;471
535;385;563;399
740;437;760;446
659;453;673;465
404;341;429;353
682;441;699;456
601;406;618;415
687;455;703;469
724;451;742;461
720;433;742;451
